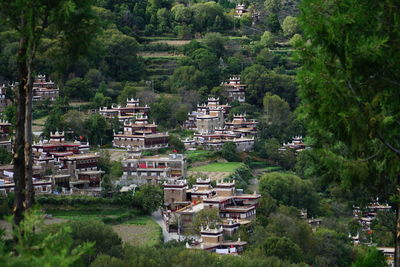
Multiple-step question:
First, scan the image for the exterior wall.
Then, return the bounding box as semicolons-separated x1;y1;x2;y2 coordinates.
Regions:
114;137;145;148
202;235;222;244
215;187;234;197
164;187;187;204
196;117;219;134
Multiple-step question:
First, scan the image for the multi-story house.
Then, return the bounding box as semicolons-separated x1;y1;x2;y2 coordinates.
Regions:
32;74;59;101
120;150;187;186
113;114;169;150
221;76;246;103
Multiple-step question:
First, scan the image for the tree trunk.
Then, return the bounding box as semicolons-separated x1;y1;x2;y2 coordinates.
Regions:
13;34;28;226
24;64;33;209
396;175;400;267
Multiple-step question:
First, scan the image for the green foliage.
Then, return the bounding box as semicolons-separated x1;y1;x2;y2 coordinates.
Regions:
241;64;296;107
221;141;240;162
265;13;281;34
313;228;352;267
227;165;254;190
371;210;396;246
263;93;291;125
259;31;274;48
46;219;123;265
168;135;185;153
282;16;299;37
190;208;221;234
0;147;12;164
263;236;303;263
202;32;227;58
150;94;188;128
352;247;388;267
99;28;143;81
297;0;400;201
133;184;163;215
92;92;112;109
264;0;281;14
259;172;319;215
0;209;93;266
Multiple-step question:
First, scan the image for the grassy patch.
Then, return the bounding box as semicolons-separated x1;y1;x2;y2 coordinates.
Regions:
33;116;48;126
112;216;162;247
48;208;162;247
260;166;283;172
190;162;243;172
47;208;130;221
185;150;218;162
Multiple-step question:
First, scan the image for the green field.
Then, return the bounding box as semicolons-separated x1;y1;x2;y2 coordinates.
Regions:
189;162;243;172
48;208;130;221
112;216;162;247
185;150;218;162
48;209;162;246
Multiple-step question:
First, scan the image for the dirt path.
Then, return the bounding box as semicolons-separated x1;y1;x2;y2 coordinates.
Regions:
151;210;180;243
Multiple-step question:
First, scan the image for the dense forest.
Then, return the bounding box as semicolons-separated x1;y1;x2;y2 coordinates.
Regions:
0;0;399;266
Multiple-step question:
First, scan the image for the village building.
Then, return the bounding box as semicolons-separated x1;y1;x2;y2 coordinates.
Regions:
280;136;307;152
32;131;90;161
377;247;394;267
113;114;169;150
225;113;257;137
220;76;246;103
353;201;392;231
183;98;256;151
32;74;59;101
119;150;187;186
194;129;255;152
235;4;249;18
183;98;230;130
59;153;103;188
99;98;150;122
186;225;247;255
164;179;261;236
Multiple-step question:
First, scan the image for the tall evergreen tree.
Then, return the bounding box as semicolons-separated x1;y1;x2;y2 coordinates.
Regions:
297;0;400;263
0;0;97;225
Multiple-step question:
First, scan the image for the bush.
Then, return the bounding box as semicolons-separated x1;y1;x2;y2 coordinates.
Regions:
56;220;123;265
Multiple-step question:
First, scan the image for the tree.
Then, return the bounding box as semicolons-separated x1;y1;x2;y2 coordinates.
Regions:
298;0;400;262
263;236;303;263
48;219;123;265
282;16;299;37
221;142;239;162
191;208;221;234
313;228;352;267
259;31;274;48
0;209;93;265
63;77;92;100
352;247;388;267
264;0;281;14
92;92;112;109
168;135;185;153
265;13;281;34
117;82;137;105
202;32;227;58
99;28;143;81
133;184;163;214
0;0;97;225
259;172;319;215
242;65;297;107
263;93;291;125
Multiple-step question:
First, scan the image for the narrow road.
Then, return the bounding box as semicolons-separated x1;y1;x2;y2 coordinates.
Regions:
151;210;180;243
